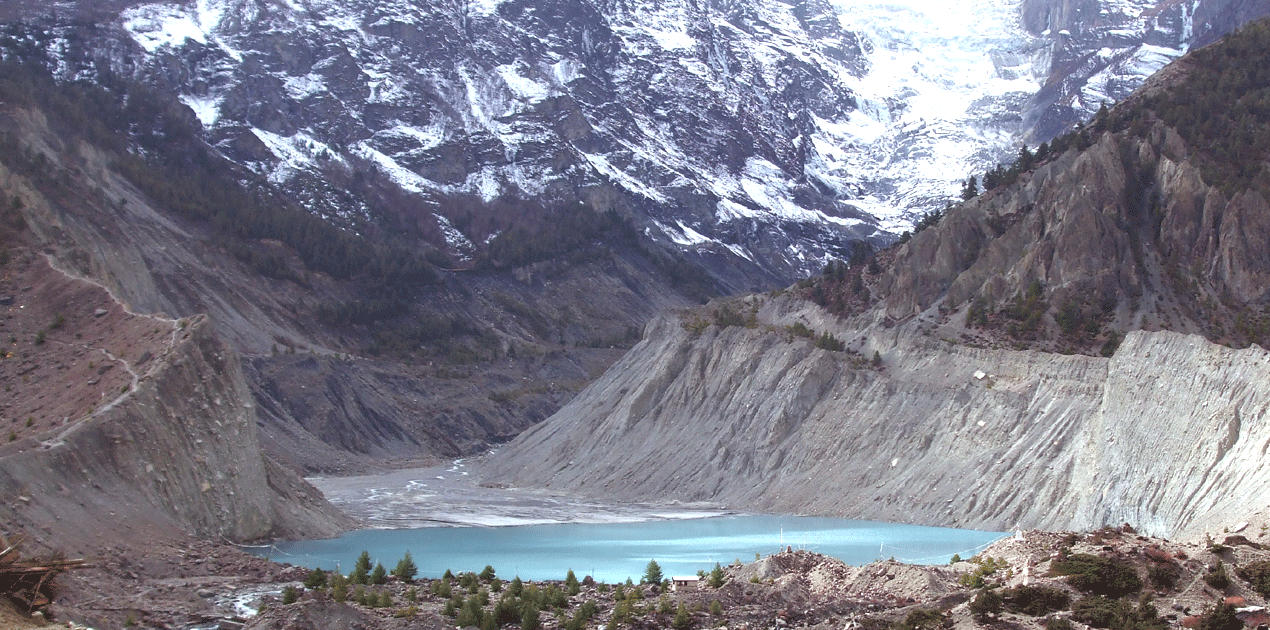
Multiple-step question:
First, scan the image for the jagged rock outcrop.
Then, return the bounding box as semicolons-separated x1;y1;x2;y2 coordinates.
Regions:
875;109;1270;352
481;300;1270;539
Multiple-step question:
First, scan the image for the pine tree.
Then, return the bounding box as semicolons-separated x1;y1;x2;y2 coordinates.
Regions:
330;572;349;602
303;567;328;588
351;550;372;584
566;568;581;595
961;175;979;200
673;603;693;630
709;562;726;588
393;551;418;582
522;601;542;630
371;562;388;585
642;560;663;585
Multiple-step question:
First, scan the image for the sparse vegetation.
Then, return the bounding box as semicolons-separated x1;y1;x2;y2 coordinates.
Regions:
958;555;1009;588
1049;553;1142;597
1236;560;1270;597
891;608;948;630
1201;560;1231;589
969;588;1003;622
1001;585;1071;616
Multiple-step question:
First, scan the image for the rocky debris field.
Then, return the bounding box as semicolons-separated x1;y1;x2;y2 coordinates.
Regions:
21;523;1264;630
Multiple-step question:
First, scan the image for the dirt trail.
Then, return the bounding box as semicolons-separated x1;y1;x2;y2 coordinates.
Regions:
0;251;178;451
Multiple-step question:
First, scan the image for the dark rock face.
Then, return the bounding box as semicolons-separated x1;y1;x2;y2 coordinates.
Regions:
93;0;883;285
876;117;1270;349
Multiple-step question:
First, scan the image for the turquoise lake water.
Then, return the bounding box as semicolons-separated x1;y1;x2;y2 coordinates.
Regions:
258;515;1006;583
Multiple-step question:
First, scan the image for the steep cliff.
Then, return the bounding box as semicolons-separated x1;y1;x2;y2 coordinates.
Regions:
481;300;1270;539
0;267;350;551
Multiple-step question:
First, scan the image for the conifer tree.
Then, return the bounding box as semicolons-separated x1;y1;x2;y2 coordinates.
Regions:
709;562;726;588
393;551;418;582
642;559;663;585
350;550;372;584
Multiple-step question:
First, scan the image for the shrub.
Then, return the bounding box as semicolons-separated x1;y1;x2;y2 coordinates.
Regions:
1071;595;1166;630
709;562;726;588
1237;561;1270;597
815;330;845;351
1147;564;1177;590
330;572;348;602
1045;618;1075;630
303;568;328;588
892;608;948;630
959;556;1009;588
659;596;673;615
457;596;482;626
1197;603;1243;630
710;600;723;616
1205;560;1231;590
281;586;299;605
350;551;372;584
1050;554;1142;597
521;601;541;630
480;565;497;581
1002;585;1070;616
673;603;693;630
970;589;1004;622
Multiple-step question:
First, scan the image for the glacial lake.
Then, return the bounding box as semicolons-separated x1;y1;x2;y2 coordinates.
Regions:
257;515;1007;583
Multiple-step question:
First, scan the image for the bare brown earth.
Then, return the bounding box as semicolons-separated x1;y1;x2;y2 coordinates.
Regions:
0;251;171;447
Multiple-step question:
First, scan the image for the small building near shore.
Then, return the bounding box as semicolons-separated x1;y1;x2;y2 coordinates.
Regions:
671;576;701;592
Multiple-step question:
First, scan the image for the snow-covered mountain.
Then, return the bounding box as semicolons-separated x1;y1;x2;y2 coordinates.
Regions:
9;0;1264;283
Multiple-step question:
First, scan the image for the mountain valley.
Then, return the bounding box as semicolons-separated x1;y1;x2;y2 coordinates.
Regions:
1;0;1270;627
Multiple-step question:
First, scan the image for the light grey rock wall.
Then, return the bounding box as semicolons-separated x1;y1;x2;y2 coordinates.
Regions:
481;299;1270;539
